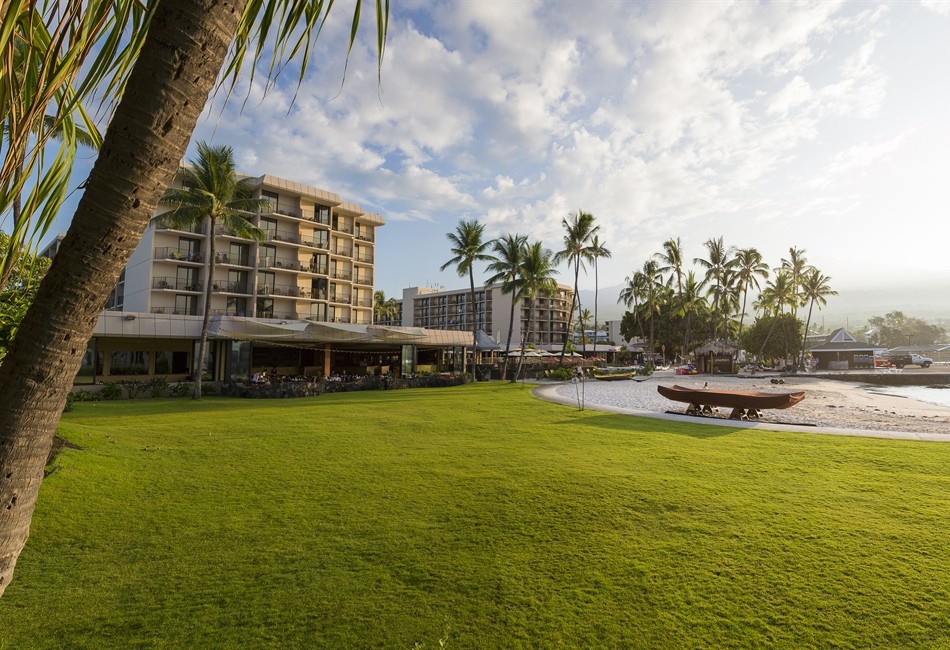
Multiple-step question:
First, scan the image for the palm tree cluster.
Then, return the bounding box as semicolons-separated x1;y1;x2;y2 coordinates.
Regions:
619;241;836;366
441;210;610;381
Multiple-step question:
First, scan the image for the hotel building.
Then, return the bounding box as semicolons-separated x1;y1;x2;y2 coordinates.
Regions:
384;284;575;352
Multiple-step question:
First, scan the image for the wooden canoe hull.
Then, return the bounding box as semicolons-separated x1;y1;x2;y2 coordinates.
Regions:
657;384;805;410
593;372;634;381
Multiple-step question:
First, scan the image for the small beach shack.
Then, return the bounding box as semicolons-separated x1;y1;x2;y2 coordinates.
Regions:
693;339;738;374
808;328;885;370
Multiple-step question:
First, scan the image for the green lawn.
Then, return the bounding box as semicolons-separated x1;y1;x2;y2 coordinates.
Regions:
3;382;950;648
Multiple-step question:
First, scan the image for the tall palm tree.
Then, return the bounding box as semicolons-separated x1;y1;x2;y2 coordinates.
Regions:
514;241;558;382
678;271;704;359
553;210;598;365
158;142;267;399
588;235;611;357
577;307;593;354
654;237;684;355
732;247;769;344
781;246;808;317
0;0;388;597
755;268;796;359
798;267;837;368
619;271;648;341
694;237;735;341
485;233;527;379
373;290;399;324
440;219;493;381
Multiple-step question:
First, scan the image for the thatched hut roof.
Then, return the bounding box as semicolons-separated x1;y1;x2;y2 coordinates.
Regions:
693;339;738;356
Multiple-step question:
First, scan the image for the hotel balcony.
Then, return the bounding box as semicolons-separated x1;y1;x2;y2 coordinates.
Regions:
256;283;302;297
353;275;373;286
154;247;203;264
211;281;250;294
151;306;198;316
152;277;202;292
156;222;206;235
329;294;351;304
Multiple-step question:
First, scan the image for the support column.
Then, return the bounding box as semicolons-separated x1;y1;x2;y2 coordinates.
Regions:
324;343;332;377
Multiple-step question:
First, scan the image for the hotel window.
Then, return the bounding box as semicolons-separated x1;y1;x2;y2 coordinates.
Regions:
260;217;278;239
256;298;274;318
109;350;149;375
257;271;275;295
175;294;197;315
227;297;248;316
262;190;279;213
228;242;249;266
260;244;276;267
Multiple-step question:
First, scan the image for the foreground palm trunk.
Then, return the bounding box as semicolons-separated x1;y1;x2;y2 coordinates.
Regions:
0;0;245;597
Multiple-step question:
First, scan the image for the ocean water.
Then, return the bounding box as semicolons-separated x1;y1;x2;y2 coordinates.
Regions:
867;385;950;409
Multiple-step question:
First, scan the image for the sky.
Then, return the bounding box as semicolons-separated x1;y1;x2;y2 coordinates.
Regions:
44;0;950;308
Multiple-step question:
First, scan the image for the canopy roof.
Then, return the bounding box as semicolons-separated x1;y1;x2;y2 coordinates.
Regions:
211;316;473;347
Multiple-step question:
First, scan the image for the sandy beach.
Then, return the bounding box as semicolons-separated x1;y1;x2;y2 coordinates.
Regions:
542;372;950;439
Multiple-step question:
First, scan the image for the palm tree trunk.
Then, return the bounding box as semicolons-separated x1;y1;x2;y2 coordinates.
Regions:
514;299;533;382
800;301;815;370
0;0;245;597
592;262;598;357
194;221;217;398
469;267;478;382
502;291;517;380
559;263;580;366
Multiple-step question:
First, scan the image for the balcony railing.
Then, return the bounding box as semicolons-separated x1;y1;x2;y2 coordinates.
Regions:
353;275;373;286
152;306;198;316
329;294;351;304
214;225;254;239
328;316;351;323
153;277;202;291
155;247;203;263
211;282;249;294
156;222;205;235
213;252;250;266
331;270;351;281
355;298;373;308
210;309;249;317
256;282;301;297
331;246;353;257
353;253;374;263
335;224;354;235
257;311;297;320
355;232;375;243
258;255;304;271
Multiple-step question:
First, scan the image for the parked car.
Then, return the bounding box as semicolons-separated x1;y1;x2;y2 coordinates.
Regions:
885;353;933;369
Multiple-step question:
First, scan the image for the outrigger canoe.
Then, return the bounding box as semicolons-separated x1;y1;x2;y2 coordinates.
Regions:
657;384;805;420
593;370;635;381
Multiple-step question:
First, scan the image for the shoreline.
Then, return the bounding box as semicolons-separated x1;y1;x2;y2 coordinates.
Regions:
537;372;950;440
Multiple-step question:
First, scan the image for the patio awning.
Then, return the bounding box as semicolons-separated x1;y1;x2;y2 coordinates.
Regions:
210;316;473;347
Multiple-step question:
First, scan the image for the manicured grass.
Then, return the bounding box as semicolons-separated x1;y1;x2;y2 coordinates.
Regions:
3;382;950;647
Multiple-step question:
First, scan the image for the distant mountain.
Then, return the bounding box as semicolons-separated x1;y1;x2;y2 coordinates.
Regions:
579;280;950;330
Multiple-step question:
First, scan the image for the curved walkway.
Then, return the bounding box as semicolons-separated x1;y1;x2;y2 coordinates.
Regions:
531;382;950;442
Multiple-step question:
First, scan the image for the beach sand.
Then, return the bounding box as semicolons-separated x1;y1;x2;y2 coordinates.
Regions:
546;372;950;437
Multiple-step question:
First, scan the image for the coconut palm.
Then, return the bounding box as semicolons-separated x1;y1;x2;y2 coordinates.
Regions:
373;290;399;324
678;271;705;359
0;0;388;596
781;246;809;317
694;237;735;340
553;210;598;365
577;307;593;354
588;235;611;357
732;247;770;345
485;233;527;379
440;219;493;381
755;268;797;360
514;241;558;382
157;142;267;399
798;268;837;368
654;237;685;355
619;271;648;341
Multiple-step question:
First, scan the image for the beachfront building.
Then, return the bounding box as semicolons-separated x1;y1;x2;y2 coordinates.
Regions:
808;328;886;370
383;284;575;353
47;172;475;384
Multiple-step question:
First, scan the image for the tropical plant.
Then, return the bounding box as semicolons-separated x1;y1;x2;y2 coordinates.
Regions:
754;269;798;360
0;232;51;364
514;241;558;382
781;246;809;317
588;235;610;356
485;233;527;378
157;142;267;399
618;270;648;341
693;237;735;341
798;268;837;368
654;237;684;354
732;247;769;345
553;210;598;365
440;219;493;381
373;290;399;324
577;307;593;354
0;0;389;597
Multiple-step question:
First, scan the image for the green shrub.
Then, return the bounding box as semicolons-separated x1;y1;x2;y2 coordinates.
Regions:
170;382;192;397
100;382;123;400
121;380;146;399
546;367;574;381
63;392;75;412
147;376;169;398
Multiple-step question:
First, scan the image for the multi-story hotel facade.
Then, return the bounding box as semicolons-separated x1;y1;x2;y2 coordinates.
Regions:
385;283;575;353
112;173;383;325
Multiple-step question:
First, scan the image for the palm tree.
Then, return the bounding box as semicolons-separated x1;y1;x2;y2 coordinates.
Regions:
619;271;648;341
553;210;598;365
678;271;704;359
440;219;493;381
755;268;796;360
0;0;388;596
588;235;611;357
485;233;527;379
158;142;267;399
732;247;769;344
694;237;735;341
654;237;684;356
798;268;837;369
577;307;593;354
781;246;809;317
373;290;399;324
514;241;558;382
